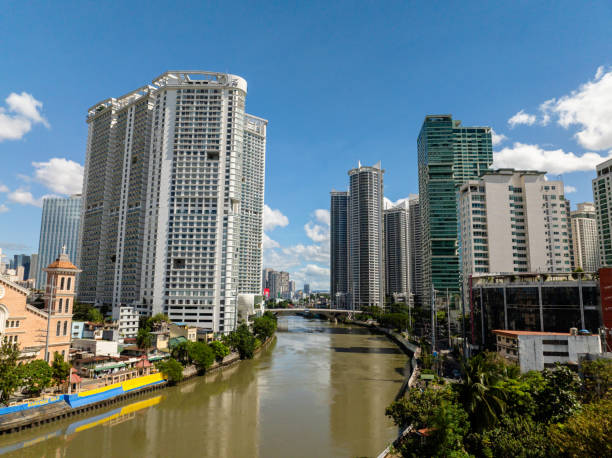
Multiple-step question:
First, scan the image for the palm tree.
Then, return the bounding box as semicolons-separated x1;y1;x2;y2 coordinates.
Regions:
455;352;508;430
136;328;153;359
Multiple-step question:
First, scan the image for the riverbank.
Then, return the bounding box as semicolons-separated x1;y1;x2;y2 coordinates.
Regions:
0;335;276;435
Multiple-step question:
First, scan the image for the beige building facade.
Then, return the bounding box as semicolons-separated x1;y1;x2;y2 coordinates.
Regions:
570;202;599;271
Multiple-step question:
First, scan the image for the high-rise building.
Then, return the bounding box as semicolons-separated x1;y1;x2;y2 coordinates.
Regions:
407;195;423;306
418;115;492;308
330;190;349;308
459;169;572;282
238;115;267;294
268;270;289;299
78;71;266;333
384;202;410;296
261;267;273;292
593;159;612;267
348;162;385;309
29;254;38;286
12;254;30;281
571;203;599;271
303;283;310;295
288;280;296;298
36;195;81;289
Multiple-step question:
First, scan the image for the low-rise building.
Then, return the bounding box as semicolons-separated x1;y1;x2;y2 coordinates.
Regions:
72;338;119;357
493;329;602;372
118;306;139;339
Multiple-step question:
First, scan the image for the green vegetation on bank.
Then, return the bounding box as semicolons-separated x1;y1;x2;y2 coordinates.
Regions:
0;343;72;404
386;351;612;457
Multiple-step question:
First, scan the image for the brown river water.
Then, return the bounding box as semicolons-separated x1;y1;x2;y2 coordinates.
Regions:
0;316;409;457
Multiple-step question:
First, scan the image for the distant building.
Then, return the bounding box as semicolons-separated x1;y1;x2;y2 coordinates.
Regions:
269;271;289;299
72;338;119;357
459;170;572;289
262;268;274;292
593;158;612;267
470;272;601;349
493;329;602;372
418;115;493;309
348;162;385;309
330;190;349;307
288;280;296;298
29;254;38;286
384;202;410;297
407;195;423;307
36;195;81;289
571;203;599;271
303;284;311;295
12;254;30;281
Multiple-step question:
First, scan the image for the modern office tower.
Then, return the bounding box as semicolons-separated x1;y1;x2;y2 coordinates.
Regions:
29;254;38;285
261;267;273;292
78;71;266;334
238;115;267;294
268;270;289;299
593;158;612;267
571;203;599;271
384;202;410;296
418;115;493;308
288;280;296;298
12;254;30;281
407;195;423;306
459;170;572;284
348;162;385;309
330;190;350;308
36;195;82;289
303;283;310;295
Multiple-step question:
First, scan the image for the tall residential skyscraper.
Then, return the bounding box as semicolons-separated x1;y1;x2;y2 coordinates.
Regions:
78;71;266;333
407;195;423;306
593;158;612;267
384;202;410;296
348;162;385;309
418;115;492;307
459;169;572;284
330;190;349;308
571;203;599;271
36;195;82;289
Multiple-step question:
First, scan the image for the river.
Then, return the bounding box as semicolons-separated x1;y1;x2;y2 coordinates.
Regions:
0;316;409;457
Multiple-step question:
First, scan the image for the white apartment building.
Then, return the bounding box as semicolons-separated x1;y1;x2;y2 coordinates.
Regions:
118;305;139;339
593;159;612;267
78;71;266;333
459;169;572;283
571;203;599;271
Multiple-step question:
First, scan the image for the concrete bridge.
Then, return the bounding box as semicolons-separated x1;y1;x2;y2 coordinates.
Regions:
267;308;354;319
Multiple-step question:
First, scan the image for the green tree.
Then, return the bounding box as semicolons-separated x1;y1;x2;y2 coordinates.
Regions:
21;360;53;396
136;328;153;355
386;386;455;430
233;323;256;359
548;397;612;457
0;342;21;404
454;352;509;430
209;341;230;362
72;303;103;323
187;341;215;373
155;358;184;385
427;401;470;457
170;341;190;365
51;352;71;387
580;359;611;402
144;313;170;331
87;307;104;323
534;364;581;424
252;315;277;340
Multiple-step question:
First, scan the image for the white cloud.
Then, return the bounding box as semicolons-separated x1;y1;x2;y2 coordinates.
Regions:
314;209;330;226
263;204;289;231
540;66;612;150
508;110;537;128
0;184;8;193
263;233;280;249
564;185;577;193
492;142;612;175
0;204;8;214
304;222;329;243
32;158;84;195
7;189;42;207
491;129;508;146
0;92;48;141
384;196;411;209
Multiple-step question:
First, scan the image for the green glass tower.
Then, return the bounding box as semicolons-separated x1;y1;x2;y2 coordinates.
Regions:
417;115;492;310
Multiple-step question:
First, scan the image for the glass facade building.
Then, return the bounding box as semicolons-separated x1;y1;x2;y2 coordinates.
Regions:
36;195;82;289
470;273;602;349
417;115;492;309
330;190;349;308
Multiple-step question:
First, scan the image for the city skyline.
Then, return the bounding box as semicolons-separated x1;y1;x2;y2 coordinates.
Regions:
1;2;612;290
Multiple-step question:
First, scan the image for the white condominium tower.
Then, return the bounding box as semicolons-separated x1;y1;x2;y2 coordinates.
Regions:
78;71;267;333
593;159;612;267
348;162;385;309
570;203;599;271
459;169;572;282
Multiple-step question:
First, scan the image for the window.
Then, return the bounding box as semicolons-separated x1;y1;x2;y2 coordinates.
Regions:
67;278;71;290
60;277;65;290
59;298;63;312
65;299;70;313
63;321;68;336
543;351;569;357
56;321;61;336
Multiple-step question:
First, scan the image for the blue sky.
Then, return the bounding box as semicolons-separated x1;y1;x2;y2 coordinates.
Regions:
1;1;612;289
